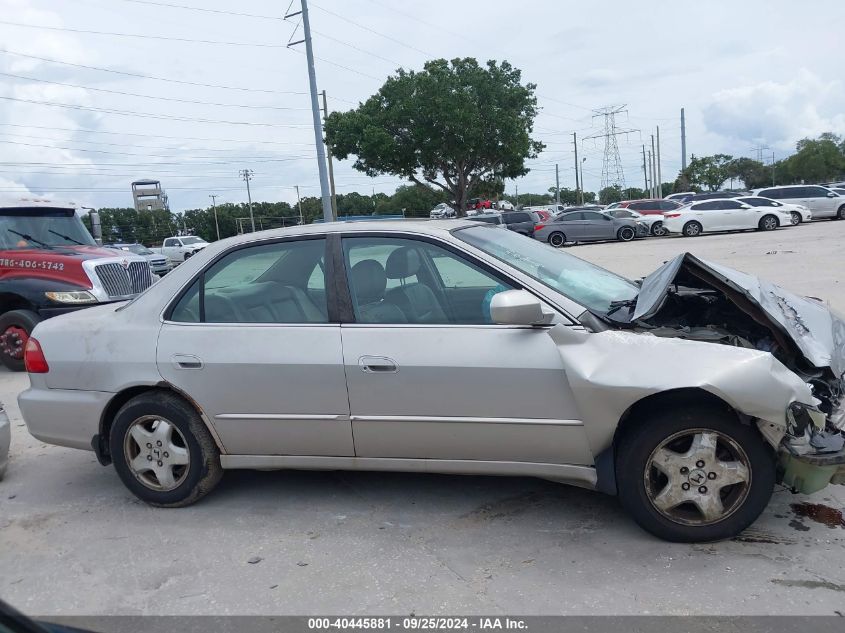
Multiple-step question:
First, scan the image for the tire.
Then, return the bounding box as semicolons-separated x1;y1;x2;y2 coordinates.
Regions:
617;226;636;242
837;205;845;220
790;211;801;226
0;309;41;372
651;221;666;237
758;214;778;231
548;232;566;248
682;221;702;237
109;391;223;507
615;405;775;542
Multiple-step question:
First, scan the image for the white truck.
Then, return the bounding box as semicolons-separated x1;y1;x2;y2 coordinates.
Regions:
152;235;209;265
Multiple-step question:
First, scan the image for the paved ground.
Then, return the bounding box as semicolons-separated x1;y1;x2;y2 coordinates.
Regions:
1;220;844;616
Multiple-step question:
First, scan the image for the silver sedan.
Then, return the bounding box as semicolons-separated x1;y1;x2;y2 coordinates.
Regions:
534;208;647;246
17;220;845;542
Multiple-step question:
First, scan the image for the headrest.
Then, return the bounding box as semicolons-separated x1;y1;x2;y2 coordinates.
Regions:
385;247;422;279
351;259;387;304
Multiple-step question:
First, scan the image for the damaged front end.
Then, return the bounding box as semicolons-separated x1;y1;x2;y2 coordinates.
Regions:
604;252;845;494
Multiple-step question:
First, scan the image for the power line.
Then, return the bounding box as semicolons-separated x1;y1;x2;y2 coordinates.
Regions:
0;95;312;127
119;0;283;20
0;71;311;111
0;50;308;96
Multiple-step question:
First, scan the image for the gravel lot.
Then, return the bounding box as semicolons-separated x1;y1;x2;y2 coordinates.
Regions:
1;220;844;616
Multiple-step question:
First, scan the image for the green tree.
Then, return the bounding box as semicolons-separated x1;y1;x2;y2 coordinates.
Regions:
683;154;734;191
781;133;845;184
325;58;544;216
599;185;623;204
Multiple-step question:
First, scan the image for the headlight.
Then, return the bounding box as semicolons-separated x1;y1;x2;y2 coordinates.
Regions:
45;290;98;304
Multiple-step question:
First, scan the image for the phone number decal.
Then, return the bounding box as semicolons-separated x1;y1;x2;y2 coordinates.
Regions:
0;258;65;271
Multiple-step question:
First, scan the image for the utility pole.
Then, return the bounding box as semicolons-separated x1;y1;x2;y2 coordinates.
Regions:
656;126;663;198
680;107;687;172
641;145;648;195
515;184;519;209
579;158;586;204
295;185;304;225
208;194;220;240
285;0;332;222
647;150;655;198
573;132;580;202
650;135;657;198
321;90;338;216
555;164;560;206
772;152;776;186
239;169;256;232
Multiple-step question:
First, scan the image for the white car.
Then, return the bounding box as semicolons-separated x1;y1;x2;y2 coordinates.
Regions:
429;203;455;219
663;198;793;237
752;185;845;220
604;208;667;236
153;236;209;265
733;196;812;225
495;200;515;211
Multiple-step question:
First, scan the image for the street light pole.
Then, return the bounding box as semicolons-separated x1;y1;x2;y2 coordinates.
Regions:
208;194;220;240
239;169;256;232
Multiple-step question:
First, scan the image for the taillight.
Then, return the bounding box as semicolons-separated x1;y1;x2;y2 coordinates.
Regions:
664;213;681;218
24;337;49;373
535;223;545;230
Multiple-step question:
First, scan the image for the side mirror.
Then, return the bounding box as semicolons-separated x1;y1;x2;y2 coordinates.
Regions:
828;192;838;198
490;290;552;325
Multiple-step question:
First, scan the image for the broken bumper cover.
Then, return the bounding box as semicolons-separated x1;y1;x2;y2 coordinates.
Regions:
779;433;845;494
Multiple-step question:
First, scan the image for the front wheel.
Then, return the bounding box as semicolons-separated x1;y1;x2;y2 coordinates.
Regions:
617;226;636;242
651;221;666;236
790;211;801;226
110;391;223;507
837;205;845;220
548;232;566;248
758;214;778;231
0;309;41;371
616;407;775;542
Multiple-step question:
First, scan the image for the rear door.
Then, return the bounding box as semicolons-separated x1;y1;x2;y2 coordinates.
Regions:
157;236;353;457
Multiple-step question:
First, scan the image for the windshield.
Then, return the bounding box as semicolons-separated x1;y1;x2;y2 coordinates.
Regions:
0;208;96;249
180;236;207;245
455;225;639;313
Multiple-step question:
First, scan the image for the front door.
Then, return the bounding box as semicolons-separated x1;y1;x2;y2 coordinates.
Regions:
157;236;353;457
338;234;592;465
580;211;615;240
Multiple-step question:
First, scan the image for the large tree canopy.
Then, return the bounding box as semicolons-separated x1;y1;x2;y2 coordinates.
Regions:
324;57;544;215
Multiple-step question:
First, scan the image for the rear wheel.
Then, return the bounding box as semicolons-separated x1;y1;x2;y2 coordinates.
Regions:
682;221;702;237
616;406;775;542
790;211;801;226
837;205;845;220
617;226;636;242
0;309;41;371
548;232;566;248
110;391;223;507
758;214;778;231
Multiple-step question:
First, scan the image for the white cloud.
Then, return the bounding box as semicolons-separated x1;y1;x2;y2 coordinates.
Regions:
701;70;845;151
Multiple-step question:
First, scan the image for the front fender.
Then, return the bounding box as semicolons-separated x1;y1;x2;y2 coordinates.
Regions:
548;325;813;454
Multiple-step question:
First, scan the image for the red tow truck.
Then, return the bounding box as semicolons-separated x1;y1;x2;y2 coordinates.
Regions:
0;200;153;371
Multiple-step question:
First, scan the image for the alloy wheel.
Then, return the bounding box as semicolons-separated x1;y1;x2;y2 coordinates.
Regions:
644;429;751;526
790;211;800;226
123;416;191;491
763;216;778;230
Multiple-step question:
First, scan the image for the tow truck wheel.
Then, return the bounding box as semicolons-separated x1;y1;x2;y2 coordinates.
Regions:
0;309;41;372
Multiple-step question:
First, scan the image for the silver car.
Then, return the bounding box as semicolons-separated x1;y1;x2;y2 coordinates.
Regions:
108;243;171;276
17;221;845;542
534;208;647;246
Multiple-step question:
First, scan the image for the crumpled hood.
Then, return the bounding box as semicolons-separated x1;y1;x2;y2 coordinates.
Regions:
629;252;845;376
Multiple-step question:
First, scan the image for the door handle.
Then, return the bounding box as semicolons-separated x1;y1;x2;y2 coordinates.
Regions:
172;354;203;370
358;356;398;374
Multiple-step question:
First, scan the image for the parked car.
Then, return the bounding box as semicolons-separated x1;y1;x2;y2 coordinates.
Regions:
0;201;153;371
605;208;667;236
500;210;538;236
17;220;845;542
524;204;567;216
534;209;647;246
469;213;506;227
495;200;515;211
152;236;209;264
662;199;792;236
606;199;682;216
0;401;8;480
732;196;812;225
532;209;553;222
467;198;493;211
829;188;845;197
429;203;455;219
752;185;845;220
665;192;696;203
107;243;171;276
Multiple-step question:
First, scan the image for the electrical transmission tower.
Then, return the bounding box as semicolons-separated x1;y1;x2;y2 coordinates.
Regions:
583;105;638;192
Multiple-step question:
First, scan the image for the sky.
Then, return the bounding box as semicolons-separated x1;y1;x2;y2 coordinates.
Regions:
0;0;843;212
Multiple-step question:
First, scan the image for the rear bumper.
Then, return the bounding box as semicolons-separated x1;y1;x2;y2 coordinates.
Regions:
18;385;112;451
0;405;9;479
